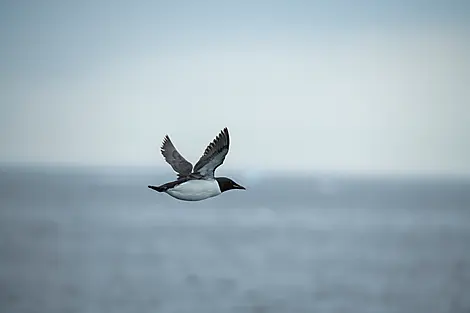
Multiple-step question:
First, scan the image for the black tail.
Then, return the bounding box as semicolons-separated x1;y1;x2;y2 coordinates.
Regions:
148;185;166;192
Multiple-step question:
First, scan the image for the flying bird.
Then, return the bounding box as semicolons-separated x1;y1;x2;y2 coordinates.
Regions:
148;127;246;201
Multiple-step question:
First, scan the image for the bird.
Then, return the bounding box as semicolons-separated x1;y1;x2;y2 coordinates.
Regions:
148;127;246;201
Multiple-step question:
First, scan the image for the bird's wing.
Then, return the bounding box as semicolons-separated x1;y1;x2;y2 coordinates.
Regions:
192;127;230;178
160;135;193;178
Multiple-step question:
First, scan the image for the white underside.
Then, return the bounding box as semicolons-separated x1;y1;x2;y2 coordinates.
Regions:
165;179;221;201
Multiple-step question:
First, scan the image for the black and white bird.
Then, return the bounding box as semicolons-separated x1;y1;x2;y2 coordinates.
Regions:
148;127;245;201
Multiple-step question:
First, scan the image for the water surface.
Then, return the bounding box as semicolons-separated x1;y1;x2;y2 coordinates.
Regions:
1;166;469;312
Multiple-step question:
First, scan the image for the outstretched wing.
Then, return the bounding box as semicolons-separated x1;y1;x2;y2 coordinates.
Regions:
192;127;230;178
161;135;193;178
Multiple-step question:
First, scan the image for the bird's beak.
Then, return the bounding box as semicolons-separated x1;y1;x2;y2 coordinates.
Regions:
235;184;246;190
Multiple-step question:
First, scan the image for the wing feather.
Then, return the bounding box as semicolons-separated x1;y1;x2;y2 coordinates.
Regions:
193;127;230;178
160;135;193;178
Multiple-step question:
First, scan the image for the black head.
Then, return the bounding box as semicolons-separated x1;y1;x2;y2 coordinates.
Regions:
216;177;246;193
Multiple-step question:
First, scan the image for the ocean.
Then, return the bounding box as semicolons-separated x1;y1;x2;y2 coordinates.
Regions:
1;166;469;313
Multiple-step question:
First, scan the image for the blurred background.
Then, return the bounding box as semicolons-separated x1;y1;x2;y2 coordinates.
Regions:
1;1;469;312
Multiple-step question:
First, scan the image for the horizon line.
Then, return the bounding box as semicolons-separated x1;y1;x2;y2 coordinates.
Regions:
1;161;470;180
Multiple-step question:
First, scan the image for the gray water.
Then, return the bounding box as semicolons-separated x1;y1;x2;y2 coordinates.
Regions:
1;166;469;313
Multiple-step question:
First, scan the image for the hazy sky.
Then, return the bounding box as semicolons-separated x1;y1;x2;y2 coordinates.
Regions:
1;1;469;175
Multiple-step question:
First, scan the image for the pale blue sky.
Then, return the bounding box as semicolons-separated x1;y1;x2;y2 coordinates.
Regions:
1;0;469;175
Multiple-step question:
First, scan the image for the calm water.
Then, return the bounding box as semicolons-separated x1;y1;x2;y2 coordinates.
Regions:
1;166;469;313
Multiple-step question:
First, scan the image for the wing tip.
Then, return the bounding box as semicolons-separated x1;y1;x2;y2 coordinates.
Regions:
161;135;171;150
217;127;229;141
223;127;229;143
219;127;229;147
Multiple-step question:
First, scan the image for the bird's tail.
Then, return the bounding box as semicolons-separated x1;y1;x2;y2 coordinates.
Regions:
148;185;166;192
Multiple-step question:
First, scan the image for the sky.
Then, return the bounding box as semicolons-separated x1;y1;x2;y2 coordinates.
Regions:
1;0;469;175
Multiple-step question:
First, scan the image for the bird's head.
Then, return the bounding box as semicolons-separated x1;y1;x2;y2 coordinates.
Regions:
216;177;246;193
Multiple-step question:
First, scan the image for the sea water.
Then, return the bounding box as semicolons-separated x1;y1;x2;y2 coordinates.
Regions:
1;166;469;313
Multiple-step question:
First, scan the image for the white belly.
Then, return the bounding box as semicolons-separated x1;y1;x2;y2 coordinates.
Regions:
165;179;221;201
